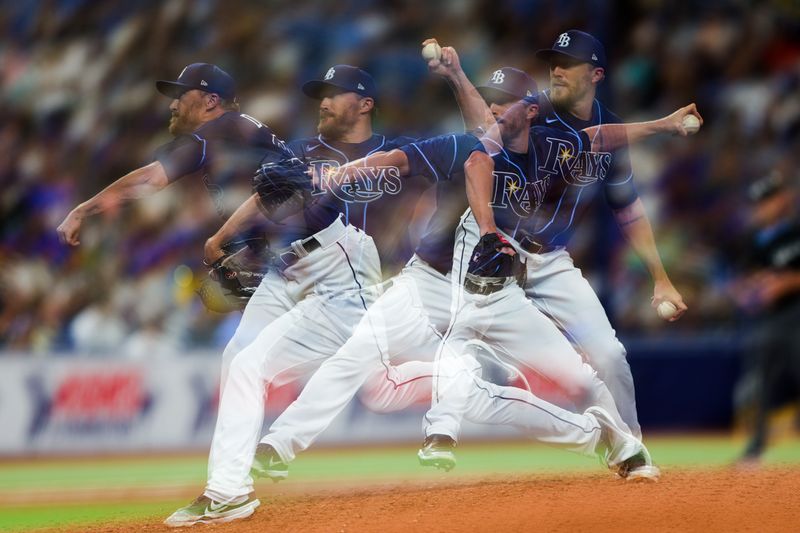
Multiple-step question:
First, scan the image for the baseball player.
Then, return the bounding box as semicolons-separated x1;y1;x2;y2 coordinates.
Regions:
420;31;691;458
53;63;316;526
57;63;305;399
418;48;700;475
57;63;295;247
520;30;688;438
204;65;421;391
418;32;699;467
251;50;698;485
166;65;434;527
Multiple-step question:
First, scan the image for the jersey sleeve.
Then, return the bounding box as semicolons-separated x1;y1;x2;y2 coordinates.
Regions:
580;126;638;209
153;135;206;182
602;145;639;209
595;108;639;209
399;133;477;182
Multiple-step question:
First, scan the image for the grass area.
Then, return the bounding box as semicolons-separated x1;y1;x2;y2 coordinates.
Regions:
0;456;206;491
1;435;799;532
0;500;187;532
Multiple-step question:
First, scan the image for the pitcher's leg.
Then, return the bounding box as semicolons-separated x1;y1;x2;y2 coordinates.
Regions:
358;260;454;413
463;375;601;455
473;287;631;433
262;278;442;461
526;255;641;438
205;307;304;501
359;360;434;413
423;335;482;440
219;271;293;392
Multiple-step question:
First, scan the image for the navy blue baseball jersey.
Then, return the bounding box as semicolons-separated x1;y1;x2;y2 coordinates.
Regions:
473;125;634;245
403;124;611;272
155;111;295;220
528;91;639;246
289;133;427;275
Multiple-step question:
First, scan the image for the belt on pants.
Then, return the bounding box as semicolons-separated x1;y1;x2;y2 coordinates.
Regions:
518;236;558;255
275;216;348;268
463;273;520;296
277;235;322;268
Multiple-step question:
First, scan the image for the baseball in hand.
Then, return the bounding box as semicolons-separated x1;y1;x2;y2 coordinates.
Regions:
657;301;678;320
422;42;442;61
682;114;701;135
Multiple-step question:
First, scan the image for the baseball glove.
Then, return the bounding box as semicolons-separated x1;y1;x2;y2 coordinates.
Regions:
252;157;312;220
467;232;519;278
196;242;272;313
196;276;251;314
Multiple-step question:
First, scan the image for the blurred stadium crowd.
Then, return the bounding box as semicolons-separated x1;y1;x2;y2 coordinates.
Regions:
1;0;799;356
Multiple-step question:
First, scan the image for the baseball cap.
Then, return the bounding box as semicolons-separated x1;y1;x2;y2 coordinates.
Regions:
156;63;237;100
536;30;607;69
476;67;538;105
302;65;377;100
748;171;786;203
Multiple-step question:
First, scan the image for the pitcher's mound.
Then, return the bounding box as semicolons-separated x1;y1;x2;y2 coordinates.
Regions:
85;466;800;532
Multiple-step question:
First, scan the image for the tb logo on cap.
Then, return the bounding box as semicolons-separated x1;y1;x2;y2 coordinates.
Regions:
556;33;571;47
324;67;336;81
490;70;505;84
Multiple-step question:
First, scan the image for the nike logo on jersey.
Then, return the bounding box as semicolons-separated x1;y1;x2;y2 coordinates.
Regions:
306;144;321;152
545;117;558;124
307;159;403;203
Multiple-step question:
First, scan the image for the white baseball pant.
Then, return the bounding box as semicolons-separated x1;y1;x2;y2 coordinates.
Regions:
423;211;629;441
204;218;382;502
259;256;451;463
523;248;641;438
260;237;614;464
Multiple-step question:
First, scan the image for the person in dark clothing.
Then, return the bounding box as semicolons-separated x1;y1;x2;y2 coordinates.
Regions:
732;171;800;462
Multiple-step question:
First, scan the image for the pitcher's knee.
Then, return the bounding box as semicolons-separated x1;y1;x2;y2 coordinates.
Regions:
226;346;264;382
561;367;597;408
358;369;395;412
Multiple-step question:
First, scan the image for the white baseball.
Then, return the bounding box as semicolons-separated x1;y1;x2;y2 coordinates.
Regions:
422;42;442;62
682;114;700;135
657;301;678;320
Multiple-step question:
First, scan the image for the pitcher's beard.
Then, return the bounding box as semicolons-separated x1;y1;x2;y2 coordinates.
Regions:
169;115;193;136
318;117;347;140
549;88;575;111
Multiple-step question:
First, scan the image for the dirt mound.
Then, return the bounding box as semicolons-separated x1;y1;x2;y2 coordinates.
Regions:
68;467;800;532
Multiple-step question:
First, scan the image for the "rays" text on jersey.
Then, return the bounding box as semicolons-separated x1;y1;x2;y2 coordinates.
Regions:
308;160;403;203
490;171;549;217
538;137;612;187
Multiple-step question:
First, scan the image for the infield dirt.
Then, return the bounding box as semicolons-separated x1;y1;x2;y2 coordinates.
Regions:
56;466;800;532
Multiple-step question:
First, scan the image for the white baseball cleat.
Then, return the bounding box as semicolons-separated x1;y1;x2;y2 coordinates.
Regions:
251;443;289;482
621;459;661;481
585;406;660;482
164;494;260;527
417;434;457;471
